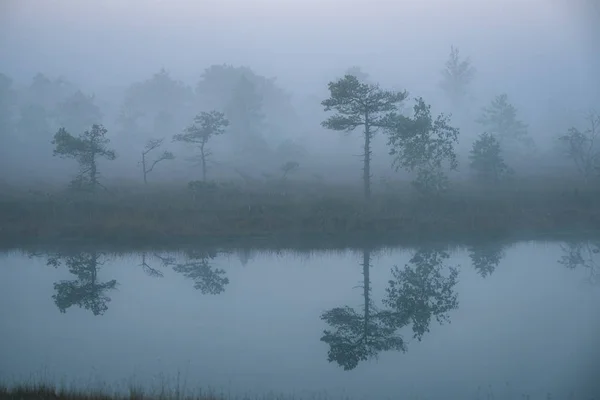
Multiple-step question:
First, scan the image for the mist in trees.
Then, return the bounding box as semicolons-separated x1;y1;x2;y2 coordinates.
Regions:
439;46;476;108
0;0;597;205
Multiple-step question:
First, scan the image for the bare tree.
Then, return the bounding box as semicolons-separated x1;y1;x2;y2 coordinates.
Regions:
140;138;174;184
559;111;600;183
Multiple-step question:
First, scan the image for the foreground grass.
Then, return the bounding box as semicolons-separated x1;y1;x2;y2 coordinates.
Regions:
0;383;593;400
0;384;222;400
2;177;600;247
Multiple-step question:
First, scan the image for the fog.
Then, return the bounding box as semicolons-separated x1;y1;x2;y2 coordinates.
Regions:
0;0;599;186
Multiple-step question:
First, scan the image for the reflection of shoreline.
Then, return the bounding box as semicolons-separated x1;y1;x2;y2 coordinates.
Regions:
7;230;600;254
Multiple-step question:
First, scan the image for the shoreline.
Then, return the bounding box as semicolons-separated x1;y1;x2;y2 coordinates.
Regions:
2;180;600;251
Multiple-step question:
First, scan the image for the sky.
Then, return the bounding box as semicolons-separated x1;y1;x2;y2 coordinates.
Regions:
1;0;597;96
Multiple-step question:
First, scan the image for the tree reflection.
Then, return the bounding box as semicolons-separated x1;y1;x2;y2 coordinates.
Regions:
320;248;460;370
467;242;506;278
138;253;169;278
320;250;405;370
164;250;229;295
46;252;117;316
558;241;600;285
384;249;459;341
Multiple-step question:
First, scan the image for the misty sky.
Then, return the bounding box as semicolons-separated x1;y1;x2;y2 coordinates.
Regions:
1;0;597;100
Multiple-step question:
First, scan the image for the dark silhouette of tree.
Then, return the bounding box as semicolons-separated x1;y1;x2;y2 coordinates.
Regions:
52;124;117;191
173;111;228;181
383;248;459;342
469;132;512;182
46;252;117;316
321;248;460;371
16;103;50;139
558;111;600;183
344;66;371;83
467;242;506;278
558;241;600;285
170;250;229;295
117;68;193;137
322;75;408;199
321;250;406;370
439;45;476;105
196;64;296;128
0;73;15;139
281;161;299;180
476;94;532;151
140;138;174;184
55;90;103;135
387;98;459;196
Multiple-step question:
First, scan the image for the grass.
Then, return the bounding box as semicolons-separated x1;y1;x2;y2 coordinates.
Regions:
0;383;222;400
0;383;593;400
2;175;600;248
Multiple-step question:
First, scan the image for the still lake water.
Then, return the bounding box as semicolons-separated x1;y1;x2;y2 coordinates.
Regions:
0;241;599;399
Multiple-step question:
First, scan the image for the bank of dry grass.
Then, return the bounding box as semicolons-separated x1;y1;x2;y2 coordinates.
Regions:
1;177;600;247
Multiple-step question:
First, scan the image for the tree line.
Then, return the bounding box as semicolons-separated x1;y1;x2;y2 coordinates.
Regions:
2;47;598;197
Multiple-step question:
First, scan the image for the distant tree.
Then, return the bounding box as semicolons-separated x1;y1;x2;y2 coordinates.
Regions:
387;97;459;196
46;252;117;316
281;161;299;180
559;111;600;183
196;64;296;124
322;75;408;199
0;73;15;138
117;68;193;136
225;75;270;156
439;45;476;105
55;90;103;134
469;132;511;182
173;111;229;181
27;73;77;110
345;66;371;83
52;124;117;191
476;94;531;149
16;103;50;139
140;138;175;184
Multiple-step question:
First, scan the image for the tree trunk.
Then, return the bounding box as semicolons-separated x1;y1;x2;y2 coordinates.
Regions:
200;143;207;182
363;250;371;340
363;117;372;200
142;152;148;184
90;154;97;190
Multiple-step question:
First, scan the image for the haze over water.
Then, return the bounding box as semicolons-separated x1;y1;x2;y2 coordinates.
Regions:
1;241;599;399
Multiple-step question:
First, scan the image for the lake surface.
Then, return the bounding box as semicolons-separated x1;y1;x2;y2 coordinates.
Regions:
1;241;599;399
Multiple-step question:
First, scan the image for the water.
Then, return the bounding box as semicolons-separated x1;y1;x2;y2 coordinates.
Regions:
0;241;599;399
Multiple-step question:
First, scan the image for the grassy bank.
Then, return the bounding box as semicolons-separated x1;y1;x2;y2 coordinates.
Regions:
2;177;600;247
